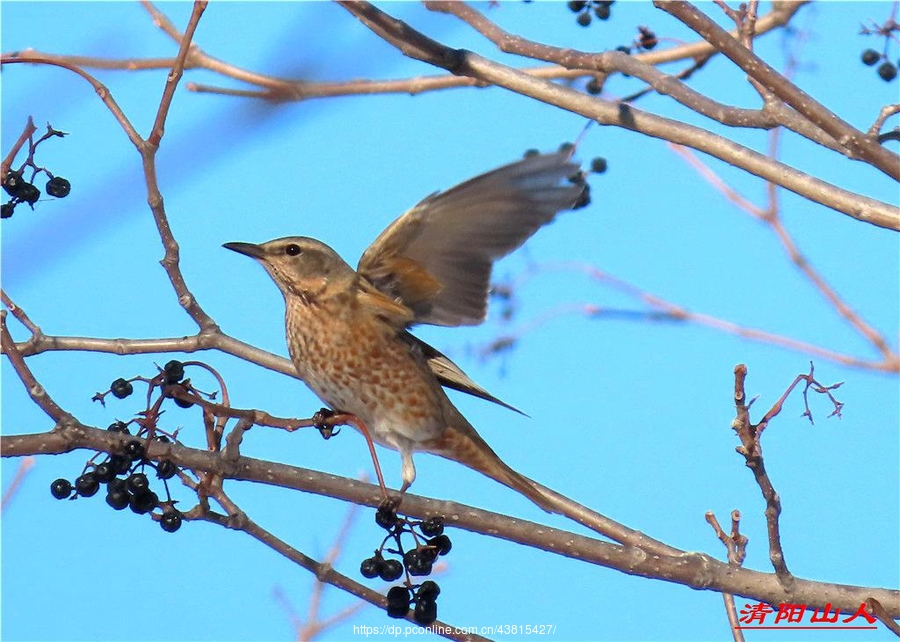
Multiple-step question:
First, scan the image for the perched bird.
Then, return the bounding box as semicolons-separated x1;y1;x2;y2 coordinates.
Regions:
224;151;587;512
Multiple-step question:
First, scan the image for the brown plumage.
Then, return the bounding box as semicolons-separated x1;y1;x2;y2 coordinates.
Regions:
224;152;585;512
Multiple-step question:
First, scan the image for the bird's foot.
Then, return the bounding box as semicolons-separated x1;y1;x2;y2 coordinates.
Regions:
312;407;340;439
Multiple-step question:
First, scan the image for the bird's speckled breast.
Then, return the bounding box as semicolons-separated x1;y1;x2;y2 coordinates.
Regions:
283;290;446;446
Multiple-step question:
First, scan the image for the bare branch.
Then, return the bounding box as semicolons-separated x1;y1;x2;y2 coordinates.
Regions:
1;55;143;147
656;0;900;180
3;422;897;616
1;312;71;422
869;103;900;137
489;262;899;373
337;1;899;230
669;143;898;364
147;1;207;146
1;457;35;513
1;116;37;178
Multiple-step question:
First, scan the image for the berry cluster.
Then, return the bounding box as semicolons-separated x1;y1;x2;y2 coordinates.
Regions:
861;48;898;82
567;0;614;26
584;28;657;95
2;124;71;220
96;359;197;409
523;144;605;211
360;504;451;626
50;422;182;532
612;26;658;55
49;359;212;532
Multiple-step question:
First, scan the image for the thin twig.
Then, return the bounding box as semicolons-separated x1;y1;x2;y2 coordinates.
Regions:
866;597;900;636
212;510;484;641
1;116;37;178
1;55;143;147
0;456;35;513
869;103;900;137
706;510;747;642
147;1;206;146
656;1;900;180
136;1;218;331
0;312;70;422
1;290;43;339
731;364;842;589
488;261;898;373
668;143;898;364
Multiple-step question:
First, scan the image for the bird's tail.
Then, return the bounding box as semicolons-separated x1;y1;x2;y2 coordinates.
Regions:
425;418;677;552
424;421;584;517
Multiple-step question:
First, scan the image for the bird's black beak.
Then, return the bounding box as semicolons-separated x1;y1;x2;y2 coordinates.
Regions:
223;241;265;260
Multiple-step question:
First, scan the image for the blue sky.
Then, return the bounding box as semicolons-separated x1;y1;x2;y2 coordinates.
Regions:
2;2;898;641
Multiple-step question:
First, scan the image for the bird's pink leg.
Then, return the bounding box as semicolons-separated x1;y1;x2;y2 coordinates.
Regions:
333;413;390;500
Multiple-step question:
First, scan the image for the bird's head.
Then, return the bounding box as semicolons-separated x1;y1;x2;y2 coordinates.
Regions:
223;237;357;301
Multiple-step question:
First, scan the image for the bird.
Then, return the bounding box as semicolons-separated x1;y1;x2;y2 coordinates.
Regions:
224;151;588;513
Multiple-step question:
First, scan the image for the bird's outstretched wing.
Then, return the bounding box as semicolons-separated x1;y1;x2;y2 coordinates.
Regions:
403;333;527;415
357;152;584;327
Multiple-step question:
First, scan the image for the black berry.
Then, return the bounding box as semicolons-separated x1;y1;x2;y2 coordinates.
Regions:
414;597;437;626
403;549;433;576
417;580;441;601
360;556;383;579
862;49;880;66
375;505;399;530
558;141;575;154
568;171;586;185
420;545;439;564
107;421;130;434
160;509;183;533
18;183;40;205
124;440;145;460
590;157;608;173
386;586;411;618
129;490;158;514
878;61;897;82
156;460;177;480
567;0;586;11
74;472;100;497
586;78;602;94
573;184;592;209
173;392;195;409
1;202;14;219
379;559;404;582
110;378;133;399
50;478;73;499
45;176;71;198
594;3;610;20
428;535;452;556
420;517;444;537
106;487;130;510
163;360;185;384
110;454;132;474
576;11;591;26
126;472;149;494
94;462;115;483
638;27;658;50
2;170;24;197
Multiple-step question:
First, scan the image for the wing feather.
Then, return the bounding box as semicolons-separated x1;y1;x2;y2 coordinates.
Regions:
358;152;584;327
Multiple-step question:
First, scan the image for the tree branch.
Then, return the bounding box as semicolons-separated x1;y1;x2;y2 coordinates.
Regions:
656;0;900;180
337;1;900;231
2;423;897;617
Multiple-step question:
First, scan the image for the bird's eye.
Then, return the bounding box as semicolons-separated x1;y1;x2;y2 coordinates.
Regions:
284;244;302;256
